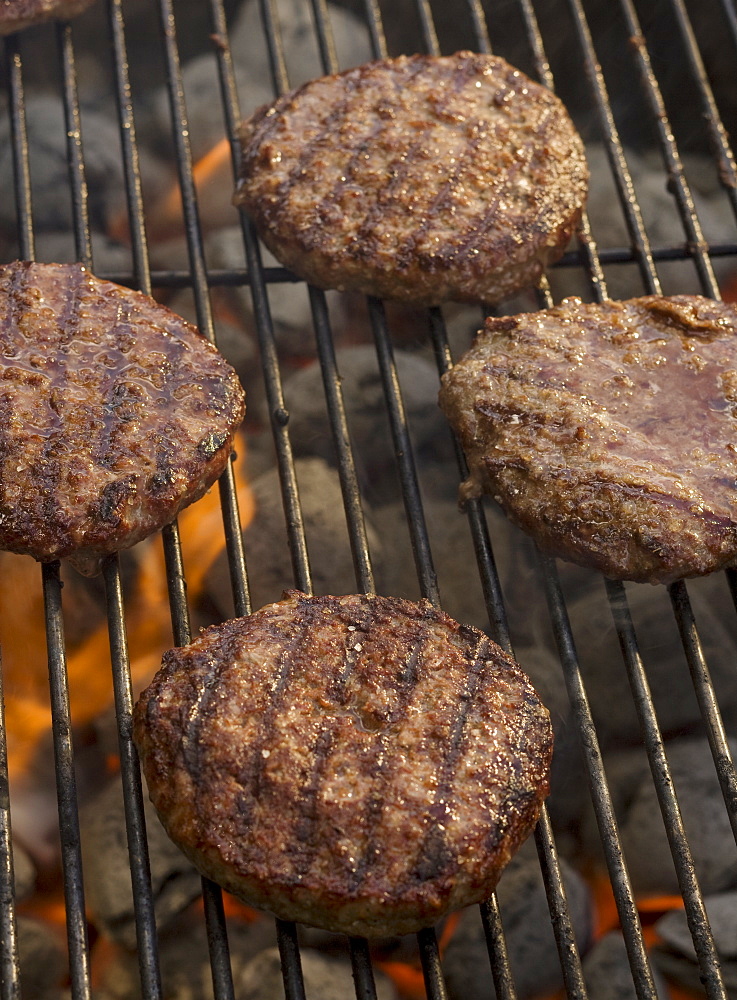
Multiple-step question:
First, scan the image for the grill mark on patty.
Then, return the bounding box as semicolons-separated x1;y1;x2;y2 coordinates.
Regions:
391;56;496;269
449;107;560;264
89;296;140;470
185;618;312;832
345;634;428;891
285;598;378;873
272;71;368;217
37;263;86;549
410;633;489;884
231;601;343;834
350;59;452;259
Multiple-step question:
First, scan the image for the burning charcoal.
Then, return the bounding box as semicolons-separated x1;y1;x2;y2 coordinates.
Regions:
205;231;319;365
17;915;67;1000
281;346;453;504
442;841;594;1000
237;946;397;1000
204;457;382;616
229;0;373;92
95;917;397;1000
92;906;279;1000
652;892;737;996
562;577;737;751
145;0;371;164
582;931;671;1000
607;737;737;897
81;777;202;950
551;144;737;301
0;95;168;241
11;841;36;902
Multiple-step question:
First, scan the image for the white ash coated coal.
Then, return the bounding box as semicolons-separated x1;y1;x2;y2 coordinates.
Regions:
278;345;454;503
580;738;737;898
653;891;737;996
80;777;202;950
15;916;67;1000
145;0;372;163
582;931;672;1000
0;94;169;267
441;840;594;1000
204;456;383;615
565;577;737;750
92;907;280;1000
234;947;397;1000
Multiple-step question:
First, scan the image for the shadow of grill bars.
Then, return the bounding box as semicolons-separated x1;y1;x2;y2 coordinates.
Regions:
0;0;736;998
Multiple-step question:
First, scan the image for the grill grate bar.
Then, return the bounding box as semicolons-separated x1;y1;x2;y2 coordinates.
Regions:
427;307;512;653
0;653;20;1000
479;896;517;1000
42;561;92;1000
57;22;91;269
348;936;381;1000
617;0;719;298
606;579;727;1000
668;581;737;849
564;0;660;297
666;0;737;222
308;285;377;595
101;556;164;1000
106;0;151;292
539;555;659;1000
368;295;440;606
4;37;33;261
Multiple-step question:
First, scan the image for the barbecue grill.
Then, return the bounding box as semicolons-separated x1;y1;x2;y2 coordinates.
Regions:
1;0;737;998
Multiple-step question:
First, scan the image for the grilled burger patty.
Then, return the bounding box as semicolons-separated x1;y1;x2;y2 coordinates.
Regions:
0;0;95;34
233;51;588;307
0;261;245;575
133;591;553;938
439;294;737;584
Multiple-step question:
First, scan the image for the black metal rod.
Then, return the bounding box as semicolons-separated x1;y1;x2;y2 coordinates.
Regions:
666;0;737;221
0;648;20;1000
348;937;380;1000
3;35;34;261
42;562;92;1000
308;286;377;595
106;0;152;294
562;0;662;297
613;0;720;298
56;21;91;269
479;896;517;1000
668;581;737;849
102;556;163;1000
539;556;658;1000
417;925;450;1000
367;295;440;606
606;579;727;1000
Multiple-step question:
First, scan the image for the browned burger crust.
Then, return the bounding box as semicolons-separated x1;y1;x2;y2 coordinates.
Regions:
439;294;737;584
0;0;95;34
233;51;588;307
133;591;552;938
0;261;246;575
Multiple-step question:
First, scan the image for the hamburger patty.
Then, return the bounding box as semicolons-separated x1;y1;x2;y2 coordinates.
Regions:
439;294;737;584
0;261;245;575
0;0;95;34
133;591;553;938
233;51;588;307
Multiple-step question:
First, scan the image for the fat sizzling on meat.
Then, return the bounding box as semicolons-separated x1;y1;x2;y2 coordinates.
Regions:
439;294;737;584
133;591;553;939
234;51;588;307
0;261;246;575
0;0;96;34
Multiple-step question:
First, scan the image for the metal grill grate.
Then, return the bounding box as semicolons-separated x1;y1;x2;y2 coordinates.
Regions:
1;1;737;998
